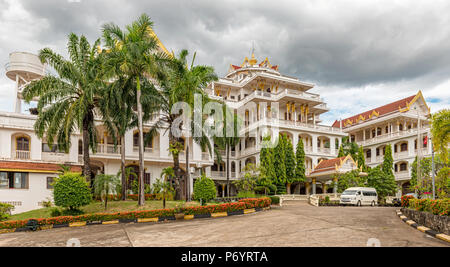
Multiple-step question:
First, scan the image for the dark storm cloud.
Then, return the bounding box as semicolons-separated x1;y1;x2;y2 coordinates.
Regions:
16;0;450;87
1;0;449;121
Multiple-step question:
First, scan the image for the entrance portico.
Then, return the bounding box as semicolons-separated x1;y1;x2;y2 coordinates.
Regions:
306;155;366;195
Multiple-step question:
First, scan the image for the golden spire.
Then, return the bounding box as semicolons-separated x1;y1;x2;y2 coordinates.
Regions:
249;53;257;65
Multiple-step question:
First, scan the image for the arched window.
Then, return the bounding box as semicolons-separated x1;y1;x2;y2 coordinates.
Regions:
16;137;30;151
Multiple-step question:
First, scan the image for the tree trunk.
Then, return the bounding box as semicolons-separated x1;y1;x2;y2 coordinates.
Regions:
82;115;92;183
136;77;145;206
287;183;291;194
170;135;186;200
186;143;190;202
105;195;108;211
120;136;127;201
226;145;230;197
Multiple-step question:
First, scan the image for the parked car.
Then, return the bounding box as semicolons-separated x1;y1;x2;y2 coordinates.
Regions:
340;187;378;206
391;198;401;207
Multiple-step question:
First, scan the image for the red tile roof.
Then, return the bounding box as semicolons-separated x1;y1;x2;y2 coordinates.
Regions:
332;94;417;128
310;156;347;175
0;161;82;173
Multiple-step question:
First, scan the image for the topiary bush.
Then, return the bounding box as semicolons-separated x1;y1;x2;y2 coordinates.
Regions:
193;175;217;205
269;196;280;205
53;172;92;211
0;203;14;221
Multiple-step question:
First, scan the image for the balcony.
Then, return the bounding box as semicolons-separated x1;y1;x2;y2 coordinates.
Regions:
359;129;428;146
395;171;410;181
97;144;121;155
14;150;30;160
317;147;331;155
243;118;342;133
393;151;409;159
211;171;237;180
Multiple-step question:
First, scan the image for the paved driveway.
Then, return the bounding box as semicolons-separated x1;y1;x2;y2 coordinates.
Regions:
0;201;447;247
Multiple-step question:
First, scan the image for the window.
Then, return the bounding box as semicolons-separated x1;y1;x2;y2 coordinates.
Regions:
16;137;30;151
394;164;398;172
376;148;380;156
377;128;382;136
400;143;408;152
0;172;8;189
385;126;389;134
42;143;65;153
133;132;153;148
399;124;403;131
0;172;28;189
400;163;407;172
366;150;371;158
78;140;83;155
394;145;397;153
47;177;55;189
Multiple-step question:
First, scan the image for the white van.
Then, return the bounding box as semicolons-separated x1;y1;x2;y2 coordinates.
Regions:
340;187;378;206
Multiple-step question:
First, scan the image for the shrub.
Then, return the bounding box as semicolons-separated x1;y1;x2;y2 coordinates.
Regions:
401;195;415;207
0;198;272;230
193;175;217;205
41;198;53;208
408;198;449;216
237;191;256;198
0;203;14;221
50;208;62;217
269;196;280;205
53;172;92;211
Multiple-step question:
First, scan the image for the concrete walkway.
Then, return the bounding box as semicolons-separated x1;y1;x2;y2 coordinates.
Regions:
0;201;447;247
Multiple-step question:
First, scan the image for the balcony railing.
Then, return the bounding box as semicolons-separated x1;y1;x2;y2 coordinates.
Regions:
96;144;121;154
393;151;409;159
202;152;210;161
14;150;30;160
317;147;331;154
395;171;410;181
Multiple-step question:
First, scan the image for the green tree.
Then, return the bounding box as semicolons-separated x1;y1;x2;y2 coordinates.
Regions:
284;136;296;194
158;167;176;208
146;50;217;200
341;137;359;159
337;145;346;157
22;34;105;180
294;137;306;185
367;166;397;203
233;163;258;194
93;174;120;210
431;109;450;163
273;134;287;193
258;136;277;195
356;145;366;171
53;172;92;211
336;170;366;193
213;106;241;197
102;14;167;206
193;175;217;205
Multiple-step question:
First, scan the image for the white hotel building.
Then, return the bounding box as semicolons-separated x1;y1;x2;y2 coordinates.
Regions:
0;51;431;213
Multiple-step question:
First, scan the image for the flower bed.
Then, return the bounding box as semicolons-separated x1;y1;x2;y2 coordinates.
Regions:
0;197;271;230
183;198;271;215
408;198;449;216
401;195;415;207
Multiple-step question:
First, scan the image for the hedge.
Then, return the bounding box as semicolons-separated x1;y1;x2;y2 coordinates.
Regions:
401;195;415;207
408;198;449;216
0;197;272;230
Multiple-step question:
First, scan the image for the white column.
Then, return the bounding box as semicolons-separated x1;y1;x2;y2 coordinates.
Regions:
312;135;318;154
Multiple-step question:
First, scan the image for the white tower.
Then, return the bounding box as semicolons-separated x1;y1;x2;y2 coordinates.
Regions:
5;52;45;113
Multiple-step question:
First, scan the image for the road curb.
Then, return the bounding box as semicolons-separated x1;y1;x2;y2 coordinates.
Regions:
396;209;450;243
0;206;271;235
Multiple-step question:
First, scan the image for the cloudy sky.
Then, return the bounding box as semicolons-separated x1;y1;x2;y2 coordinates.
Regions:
0;0;449;124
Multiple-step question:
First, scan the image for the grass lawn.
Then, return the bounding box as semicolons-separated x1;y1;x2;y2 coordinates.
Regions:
8;200;207;221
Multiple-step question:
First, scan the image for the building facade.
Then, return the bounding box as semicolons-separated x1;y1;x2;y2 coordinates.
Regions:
0;51;432;213
332;92;432;196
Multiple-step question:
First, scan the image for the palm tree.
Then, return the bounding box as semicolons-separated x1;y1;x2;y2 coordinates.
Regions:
146;50;217;200
93;174;121;210
214;106;241;197
22;33;104;180
98;65;157;201
159;167;175;208
102;14;168;206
